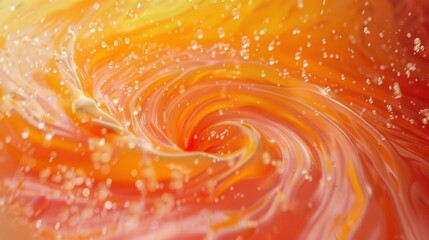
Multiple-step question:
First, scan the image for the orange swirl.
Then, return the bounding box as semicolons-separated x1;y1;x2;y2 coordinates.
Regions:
0;0;428;239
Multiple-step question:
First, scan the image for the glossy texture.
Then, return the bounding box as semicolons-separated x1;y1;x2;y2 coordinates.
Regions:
0;0;428;239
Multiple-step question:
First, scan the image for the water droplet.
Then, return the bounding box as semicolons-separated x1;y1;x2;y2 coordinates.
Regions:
262;152;271;165
386;105;393;112
295;52;301;60
196;29;204;39
232;8;240;20
135;180;144;190
420;108;429;125
217;27;225;38
104;200;113;210
9;4;16;12
98;186;110;201
90;138;113;170
179;85;185;94
45;132;54;141
156;193;174;215
241;36;250;48
393;82;402;99
37;122;45;129
268;41;275;51
39;167;51;179
82;188;90;197
297;0;304;9
170;171;184;190
21;129;30;139
414;37;424;53
35;219;42;229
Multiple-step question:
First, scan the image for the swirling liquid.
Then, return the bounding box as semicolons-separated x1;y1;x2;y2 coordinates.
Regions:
0;0;428;239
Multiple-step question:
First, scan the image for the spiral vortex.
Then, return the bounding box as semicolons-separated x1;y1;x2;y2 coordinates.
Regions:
0;0;428;239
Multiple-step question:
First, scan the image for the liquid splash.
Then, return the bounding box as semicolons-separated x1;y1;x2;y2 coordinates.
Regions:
0;0;428;239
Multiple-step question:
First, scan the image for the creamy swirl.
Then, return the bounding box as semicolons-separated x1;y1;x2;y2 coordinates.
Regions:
0;0;428;239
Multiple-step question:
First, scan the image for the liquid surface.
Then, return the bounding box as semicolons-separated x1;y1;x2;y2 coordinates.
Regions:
0;0;428;239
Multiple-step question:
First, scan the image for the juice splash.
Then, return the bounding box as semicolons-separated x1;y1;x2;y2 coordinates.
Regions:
0;0;428;239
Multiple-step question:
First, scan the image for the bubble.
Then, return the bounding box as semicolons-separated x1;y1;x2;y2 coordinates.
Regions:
135;180;144;190
1;1;429;239
90;138;113;169
39;167;51;179
98;185;110;201
82;188;91;197
156;193;174;216
104;200;113;210
93;2;100;10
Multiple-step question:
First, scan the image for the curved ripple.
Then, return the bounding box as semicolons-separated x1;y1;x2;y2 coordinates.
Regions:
0;0;428;239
